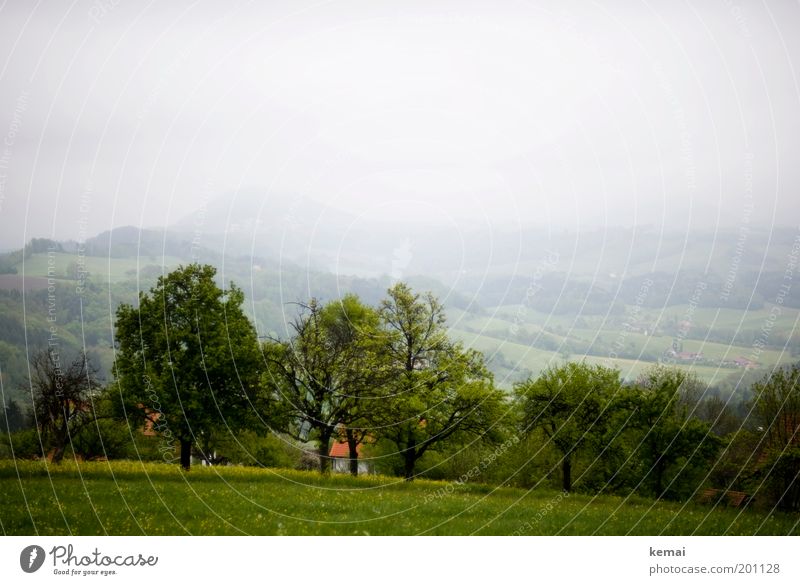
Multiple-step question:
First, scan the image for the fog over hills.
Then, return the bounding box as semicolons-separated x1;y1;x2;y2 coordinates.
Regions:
158;190;799;311
2;1;799;252
1;0;798;401
51;186;797;319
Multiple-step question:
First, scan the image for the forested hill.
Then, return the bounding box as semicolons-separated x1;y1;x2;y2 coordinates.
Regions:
1;224;798;407
0;228;474;404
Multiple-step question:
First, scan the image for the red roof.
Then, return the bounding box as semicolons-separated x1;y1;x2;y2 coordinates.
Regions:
136;403;162;436
329;441;363;458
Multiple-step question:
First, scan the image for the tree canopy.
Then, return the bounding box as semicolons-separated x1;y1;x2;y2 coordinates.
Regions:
263;294;387;473
26;349;101;463
624;366;723;499
750;363;800;510
376;283;506;479
113;263;262;469
514;361;621;492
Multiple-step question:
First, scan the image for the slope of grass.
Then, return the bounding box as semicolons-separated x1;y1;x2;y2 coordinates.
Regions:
17;253;184;283
0;461;795;536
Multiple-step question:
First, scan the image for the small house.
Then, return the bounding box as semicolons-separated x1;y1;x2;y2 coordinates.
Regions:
733;357;759;369
329;440;373;475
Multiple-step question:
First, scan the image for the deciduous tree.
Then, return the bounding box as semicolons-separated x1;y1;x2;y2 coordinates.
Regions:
627;366;723;499
750;363;800;510
114;264;262;469
514;361;621;492
376;283;505;480
27;349;101;463
263;295;386;474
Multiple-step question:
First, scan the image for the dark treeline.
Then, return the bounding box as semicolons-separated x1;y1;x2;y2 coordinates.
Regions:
1;264;798;512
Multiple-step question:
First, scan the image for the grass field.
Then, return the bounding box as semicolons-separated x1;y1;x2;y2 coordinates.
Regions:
17;252;184;283
450;327;762;388
0;461;796;536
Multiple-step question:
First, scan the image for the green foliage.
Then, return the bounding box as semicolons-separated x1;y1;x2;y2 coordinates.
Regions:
708;429;759;493
263;294;386;473
0;398;29;433
754;447;800;512
113;264;263;468
68;391;137;461
514;362;622;492
622;366;724;499
0;238;60;274
751;363;800;450
207;429;300;468
750;363;800;510
376;283;507;479
513;364;725;499
0;428;45;460
26;238;63;254
475;433;561;489
2;236;795;510
0;249;21;274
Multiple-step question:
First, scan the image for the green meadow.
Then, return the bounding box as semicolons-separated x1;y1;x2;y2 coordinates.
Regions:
1;461;796;536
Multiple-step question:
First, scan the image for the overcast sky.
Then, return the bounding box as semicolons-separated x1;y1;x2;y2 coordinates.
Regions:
0;0;798;249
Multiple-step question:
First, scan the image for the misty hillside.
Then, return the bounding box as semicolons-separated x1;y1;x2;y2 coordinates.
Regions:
171;191;800;300
1;219;797;410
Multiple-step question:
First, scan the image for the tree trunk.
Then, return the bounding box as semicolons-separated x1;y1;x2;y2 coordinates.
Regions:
403;451;417;481
654;459;664;498
49;426;68;464
562;456;572;492
318;430;332;475
403;428;418;481
51;443;66;464
346;428;359;477
180;439;192;470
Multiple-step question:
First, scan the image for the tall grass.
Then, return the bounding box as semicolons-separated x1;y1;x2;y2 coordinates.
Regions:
1;461;795;536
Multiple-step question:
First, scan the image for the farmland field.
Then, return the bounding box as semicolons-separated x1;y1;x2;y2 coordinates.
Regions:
448;303;799;387
0;274;51;291
0;461;796;536
17;252;185;283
